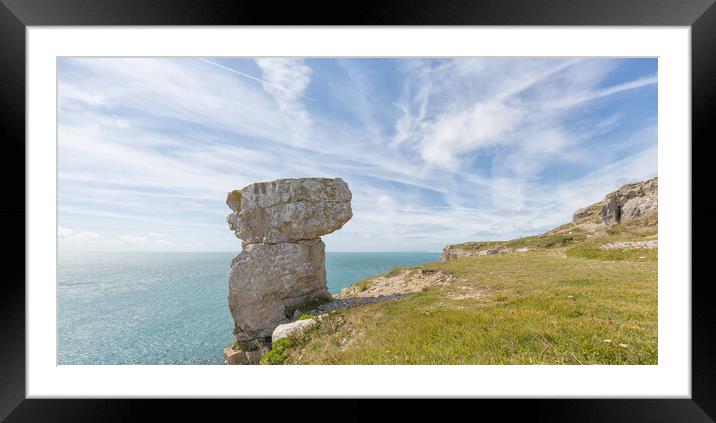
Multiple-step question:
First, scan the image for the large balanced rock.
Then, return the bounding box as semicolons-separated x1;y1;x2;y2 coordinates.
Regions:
225;177;352;365
229;238;330;342
227;178;352;244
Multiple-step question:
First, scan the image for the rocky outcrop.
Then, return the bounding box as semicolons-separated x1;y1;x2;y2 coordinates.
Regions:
441;243;515;261
441;245;474;261
573;177;658;225
442;177;658;261
226;178;352;244
229;239;330;341
224;345;270;365
602;178;658;224
272;318;320;343
601;240;658;250
336;268;453;299
572;204;602;222
224;178;352;364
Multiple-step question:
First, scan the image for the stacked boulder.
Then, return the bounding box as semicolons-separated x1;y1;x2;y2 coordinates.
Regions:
223;178;352;364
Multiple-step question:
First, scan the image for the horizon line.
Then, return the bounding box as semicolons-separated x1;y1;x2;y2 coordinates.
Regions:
57;250;443;254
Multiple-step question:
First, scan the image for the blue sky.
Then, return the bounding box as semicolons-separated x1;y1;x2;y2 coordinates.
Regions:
57;57;657;252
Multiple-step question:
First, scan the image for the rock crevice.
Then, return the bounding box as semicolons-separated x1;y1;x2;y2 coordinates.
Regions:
573;177;658;225
224;177;352;364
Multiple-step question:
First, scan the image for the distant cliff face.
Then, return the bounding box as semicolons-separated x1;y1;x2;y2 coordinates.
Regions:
441;242;515;261
441;177;658;261
572;177;657;225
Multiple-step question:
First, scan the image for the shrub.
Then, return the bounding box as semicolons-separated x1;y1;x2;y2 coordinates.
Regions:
260;338;293;365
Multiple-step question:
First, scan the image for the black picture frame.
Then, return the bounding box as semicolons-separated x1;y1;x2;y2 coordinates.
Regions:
1;0;714;420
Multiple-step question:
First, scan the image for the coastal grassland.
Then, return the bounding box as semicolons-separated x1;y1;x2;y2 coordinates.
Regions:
566;242;658;261
566;215;658;262
502;229;588;249
277;249;657;365
445;211;657;255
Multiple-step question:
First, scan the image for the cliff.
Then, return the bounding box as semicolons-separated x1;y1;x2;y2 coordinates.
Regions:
441;177;658;261
572;177;657;225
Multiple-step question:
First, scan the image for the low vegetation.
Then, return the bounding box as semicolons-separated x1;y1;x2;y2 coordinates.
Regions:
503;230;587;249
566;242;657;262
451;241;505;251
264;212;658;365
352;276;377;292
259;338;292;365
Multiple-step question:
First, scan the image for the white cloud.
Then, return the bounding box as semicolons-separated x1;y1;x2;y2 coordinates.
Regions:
57;58;657;252
61;58;288;143
58;226;74;238
74;232;102;241
255;58;314;146
58;227;102;241
119;234;172;247
418;100;523;168
546;73;658;109
390;58;657;185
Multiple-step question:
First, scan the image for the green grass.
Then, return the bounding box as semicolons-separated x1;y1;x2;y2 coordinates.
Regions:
447;232;588;254
263;211;658;365
260;338;293;365
503;231;587;249
353;278;373;292
280;250;657;365
450;241;505;251
384;266;410;278
566;242;658;261
564;215;658;262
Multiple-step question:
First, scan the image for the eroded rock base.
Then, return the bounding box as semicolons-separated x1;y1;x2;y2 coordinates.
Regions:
224;339;271;365
227;238;332;364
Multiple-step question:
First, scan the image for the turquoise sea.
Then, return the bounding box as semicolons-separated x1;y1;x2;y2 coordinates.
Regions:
58;251;440;364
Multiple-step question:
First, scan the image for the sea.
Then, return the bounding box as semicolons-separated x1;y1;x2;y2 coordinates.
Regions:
57;251;440;364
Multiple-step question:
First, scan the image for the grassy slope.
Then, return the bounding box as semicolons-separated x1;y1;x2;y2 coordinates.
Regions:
271;214;658;365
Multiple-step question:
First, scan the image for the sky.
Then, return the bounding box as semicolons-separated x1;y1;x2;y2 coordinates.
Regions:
57;57;657;253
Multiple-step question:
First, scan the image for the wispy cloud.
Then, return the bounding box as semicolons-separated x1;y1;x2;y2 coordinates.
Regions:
418;100;524;168
255;58;315;146
119;233;173;247
58;226;103;241
58;57;657;252
545;73;658;109
198;58;317;102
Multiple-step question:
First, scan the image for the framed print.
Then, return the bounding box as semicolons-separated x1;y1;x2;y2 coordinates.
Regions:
2;0;715;420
